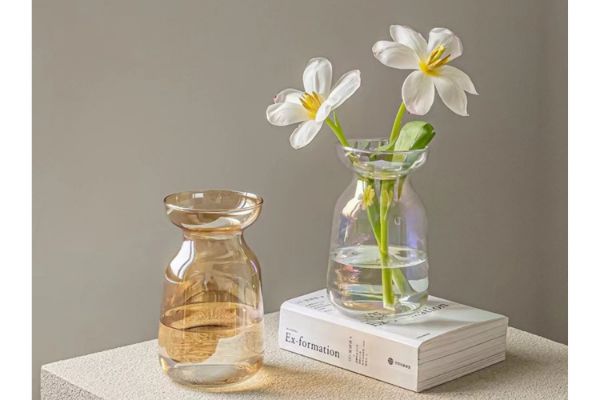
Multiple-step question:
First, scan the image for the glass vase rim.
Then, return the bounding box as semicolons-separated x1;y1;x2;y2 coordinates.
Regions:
338;138;430;156
163;190;264;214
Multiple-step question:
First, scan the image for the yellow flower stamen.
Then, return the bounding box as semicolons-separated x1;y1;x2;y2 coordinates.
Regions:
429;54;451;69
361;185;375;209
419;45;451;76
300;91;324;120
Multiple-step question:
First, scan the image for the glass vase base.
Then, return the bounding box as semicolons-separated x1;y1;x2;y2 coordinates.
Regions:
327;245;429;319
328;289;428;318
159;355;263;387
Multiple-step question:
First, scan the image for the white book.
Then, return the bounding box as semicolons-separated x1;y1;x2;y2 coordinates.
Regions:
278;289;508;392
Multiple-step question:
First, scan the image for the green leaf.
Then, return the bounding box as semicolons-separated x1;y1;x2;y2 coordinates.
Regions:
394;121;436;151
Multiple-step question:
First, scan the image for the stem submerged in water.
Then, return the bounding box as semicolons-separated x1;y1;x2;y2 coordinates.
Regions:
364;179;381;246
378;101;411;309
379;180;395;310
364;178;412;310
390;177;411;295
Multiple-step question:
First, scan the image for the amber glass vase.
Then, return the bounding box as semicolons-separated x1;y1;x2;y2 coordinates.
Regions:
158;190;264;387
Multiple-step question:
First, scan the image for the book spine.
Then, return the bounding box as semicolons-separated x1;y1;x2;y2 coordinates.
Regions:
278;303;419;391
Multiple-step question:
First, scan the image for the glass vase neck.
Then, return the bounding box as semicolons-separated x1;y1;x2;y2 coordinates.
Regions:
164;190;263;232
337;139;428;180
182;229;243;240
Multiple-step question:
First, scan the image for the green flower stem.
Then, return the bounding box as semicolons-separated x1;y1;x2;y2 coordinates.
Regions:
379;180;395;309
388;102;406;146
379;101;410;305
390;177;411;295
365;178;412;310
325;116;349;147
364;179;381;247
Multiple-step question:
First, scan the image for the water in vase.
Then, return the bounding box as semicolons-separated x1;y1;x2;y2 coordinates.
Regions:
327;245;429;316
158;302;264;386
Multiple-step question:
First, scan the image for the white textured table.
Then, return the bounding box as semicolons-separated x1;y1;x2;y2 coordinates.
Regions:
41;313;567;400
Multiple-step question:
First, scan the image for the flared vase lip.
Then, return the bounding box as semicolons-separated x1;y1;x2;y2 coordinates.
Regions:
163;189;264;213
338;138;430;156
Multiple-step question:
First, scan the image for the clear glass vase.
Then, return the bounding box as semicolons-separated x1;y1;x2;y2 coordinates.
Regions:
158;190;264;387
327;139;429;317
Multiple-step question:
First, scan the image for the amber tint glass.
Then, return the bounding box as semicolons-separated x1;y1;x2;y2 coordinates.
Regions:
159;190;264;386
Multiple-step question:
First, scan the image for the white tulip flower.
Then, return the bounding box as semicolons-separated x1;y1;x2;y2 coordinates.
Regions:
373;25;477;116
266;57;361;149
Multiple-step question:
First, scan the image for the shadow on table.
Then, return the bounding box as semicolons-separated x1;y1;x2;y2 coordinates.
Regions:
180;363;372;398
168;350;563;397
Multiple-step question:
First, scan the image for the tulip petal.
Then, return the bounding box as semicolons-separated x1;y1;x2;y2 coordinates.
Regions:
402;71;435;115
390;25;428;58
266;102;308;126
427;27;463;61
372;41;420;70
303;57;332;96
433;75;469;116
274;88;304;104
439;65;478;94
289;120;323;149
316;70;361;121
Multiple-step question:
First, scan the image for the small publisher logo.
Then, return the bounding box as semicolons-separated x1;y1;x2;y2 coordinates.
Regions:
387;357;411;369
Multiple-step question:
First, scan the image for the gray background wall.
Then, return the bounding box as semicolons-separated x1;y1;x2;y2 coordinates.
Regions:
33;0;567;397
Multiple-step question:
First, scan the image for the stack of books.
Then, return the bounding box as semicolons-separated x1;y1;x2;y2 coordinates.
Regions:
278;289;508;392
